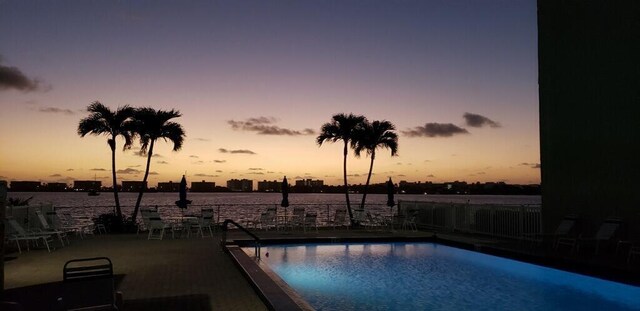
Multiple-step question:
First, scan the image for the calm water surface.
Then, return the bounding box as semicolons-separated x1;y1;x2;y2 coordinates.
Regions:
7;192;540;224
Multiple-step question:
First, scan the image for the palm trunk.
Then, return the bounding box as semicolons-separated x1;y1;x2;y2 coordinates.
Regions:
360;151;375;210
132;139;154;223
343;141;354;226
110;137;122;219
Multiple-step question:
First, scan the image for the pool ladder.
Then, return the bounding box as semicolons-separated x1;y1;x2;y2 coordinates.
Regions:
220;219;262;259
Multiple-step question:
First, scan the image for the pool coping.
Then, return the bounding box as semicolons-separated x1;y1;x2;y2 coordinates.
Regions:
225;235;640;310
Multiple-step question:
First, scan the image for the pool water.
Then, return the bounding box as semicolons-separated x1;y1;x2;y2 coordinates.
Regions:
255;242;640;311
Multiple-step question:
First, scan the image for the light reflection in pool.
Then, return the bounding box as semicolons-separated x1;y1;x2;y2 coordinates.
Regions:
250;242;640;311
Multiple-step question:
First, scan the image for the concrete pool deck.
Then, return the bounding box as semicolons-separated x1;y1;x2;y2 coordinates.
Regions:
3;228;639;310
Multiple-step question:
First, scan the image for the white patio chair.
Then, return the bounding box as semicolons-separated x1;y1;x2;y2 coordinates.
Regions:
35;210;69;246
304;212;318;232
327;208;348;230
192;208;214;238
5;217;54;253
288;207;306;230
147;212;172;240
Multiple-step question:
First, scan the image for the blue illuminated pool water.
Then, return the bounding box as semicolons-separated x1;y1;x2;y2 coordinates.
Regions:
255;243;640;311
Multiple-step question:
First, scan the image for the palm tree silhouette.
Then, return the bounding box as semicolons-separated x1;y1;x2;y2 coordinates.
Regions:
317;113;366;226
354;120;398;210
77;102;134;219
131;107;185;222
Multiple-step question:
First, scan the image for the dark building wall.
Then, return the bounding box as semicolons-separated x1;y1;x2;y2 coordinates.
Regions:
538;0;640;237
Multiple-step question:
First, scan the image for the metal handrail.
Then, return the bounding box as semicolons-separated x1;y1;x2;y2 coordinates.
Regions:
220;219;262;259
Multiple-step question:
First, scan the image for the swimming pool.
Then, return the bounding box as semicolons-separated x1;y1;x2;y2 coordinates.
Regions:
253;242;640;311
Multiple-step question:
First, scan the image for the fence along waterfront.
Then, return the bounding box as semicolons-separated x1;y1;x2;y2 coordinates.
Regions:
397;200;542;241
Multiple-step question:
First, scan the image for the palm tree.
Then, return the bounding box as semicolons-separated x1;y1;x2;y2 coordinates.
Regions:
317;113;366;226
131;107;185;222
354;120;399;211
78;102;135;219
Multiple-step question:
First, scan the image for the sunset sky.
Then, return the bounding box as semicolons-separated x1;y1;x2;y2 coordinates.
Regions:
0;0;540;187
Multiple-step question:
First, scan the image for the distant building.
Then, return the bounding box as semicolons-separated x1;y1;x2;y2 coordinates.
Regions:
44;182;67;191
294;179;324;192
121;181;146;192
227;179;253;192
74;180;102;191
257;180;281;192
157;181;180;192
10;181;42;192
191;180;215;192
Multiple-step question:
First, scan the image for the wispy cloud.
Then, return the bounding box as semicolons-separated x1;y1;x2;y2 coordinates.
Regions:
215;170;223;173
219;148;256;155
427;174;435;177
248;172;264;175
38;107;74;115
157;161;169;164
228;117;315;136
189;155;199;158
49;174;62;177
149;171;159;175
520;162;541;169
193;160;204;165
402;123;469;138
213;160;226;163
0;59;51;92
193;138;210;142
90;168;107;171
463;112;501;128
194;173;217;177
66;168;74;171
117;168;142;174
248;168;263;171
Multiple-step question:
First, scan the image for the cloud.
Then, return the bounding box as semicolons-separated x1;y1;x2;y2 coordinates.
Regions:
66;168;74;171
213;160;226;163
193;138;210;142
397;174;406;177
189;155;199;158
248;168;263;171
49;174;62;177
38;107;74;115
90;168;107;171
157;161;169;164
267;171;275;174
117;168;142;174
248;172;264;175
0;61;50;92
215;170;223;173
149;171;159;175
426;174;435;178
228;117;315;136
194;173;218;177
193;160;204;164
128;165;142;168
520;162;541;169
463;112;501;128
219;148;256;155
402;123;469;138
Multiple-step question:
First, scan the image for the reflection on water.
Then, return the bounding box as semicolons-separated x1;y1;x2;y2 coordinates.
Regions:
6;192;540;224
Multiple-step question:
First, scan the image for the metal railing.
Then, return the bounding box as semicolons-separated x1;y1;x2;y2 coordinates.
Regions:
220;219;262;259
398;200;542;241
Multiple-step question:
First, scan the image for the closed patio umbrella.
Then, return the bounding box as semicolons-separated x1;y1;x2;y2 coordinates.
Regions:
175;175;192;211
387;177;395;229
281;176;289;226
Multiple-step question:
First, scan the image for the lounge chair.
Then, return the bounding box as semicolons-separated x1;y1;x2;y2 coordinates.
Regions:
288;207;306;230
553;214;579;250
327;208;348;229
5;217;54;253
402;211;418;232
251;208;277;231
577;218;624;254
34;210;69;246
146;212;172;240
47;211;90;239
303;212;318;232
57;257;123;310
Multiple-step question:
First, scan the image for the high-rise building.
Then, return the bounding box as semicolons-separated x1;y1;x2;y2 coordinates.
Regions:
121;181;147;192
257;180;281;192
227;179;253;192
73;180;101;191
191;180;215;192
294;179;324;192
10;181;42;191
157;181;180;192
